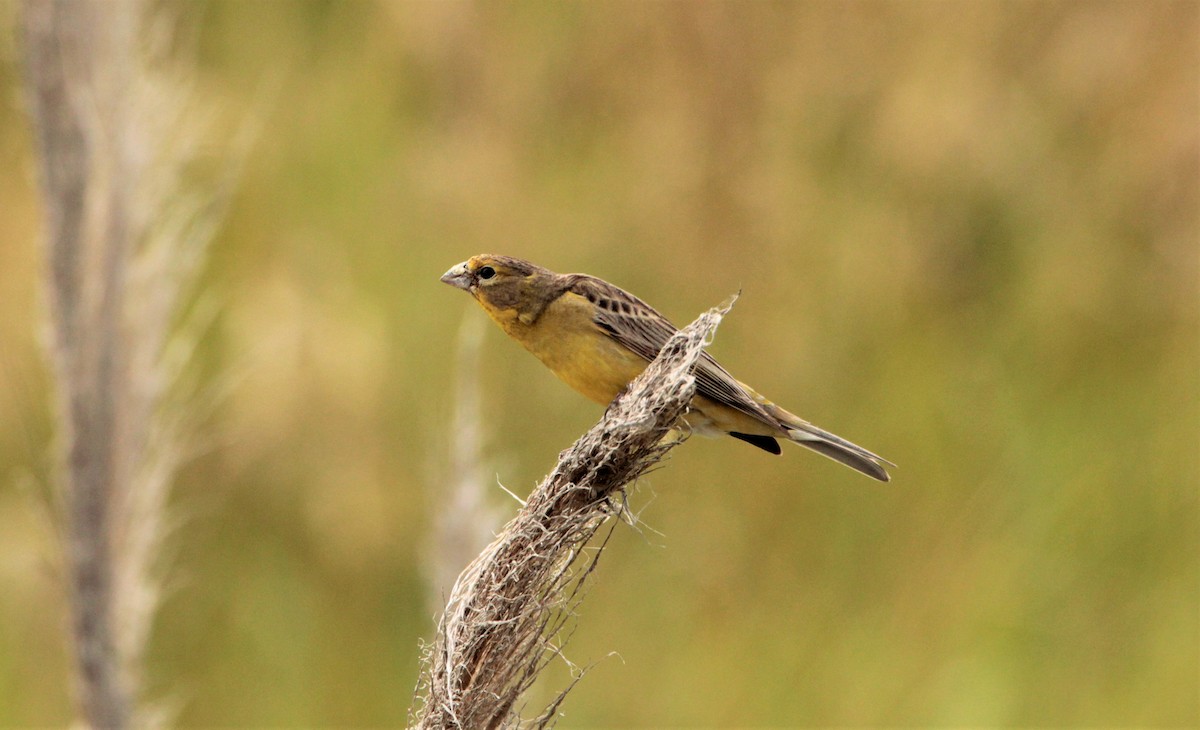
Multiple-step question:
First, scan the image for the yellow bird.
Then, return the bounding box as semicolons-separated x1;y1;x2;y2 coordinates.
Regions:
441;255;892;482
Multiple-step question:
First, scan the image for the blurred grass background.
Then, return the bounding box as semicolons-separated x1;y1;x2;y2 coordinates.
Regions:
0;0;1196;726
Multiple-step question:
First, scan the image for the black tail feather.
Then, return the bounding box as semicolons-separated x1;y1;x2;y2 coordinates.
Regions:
729;432;782;455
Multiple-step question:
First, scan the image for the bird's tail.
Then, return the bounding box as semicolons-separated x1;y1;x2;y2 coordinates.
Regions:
766;404;893;482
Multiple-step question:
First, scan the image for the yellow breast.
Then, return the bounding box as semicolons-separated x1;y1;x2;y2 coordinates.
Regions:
477;290;648;405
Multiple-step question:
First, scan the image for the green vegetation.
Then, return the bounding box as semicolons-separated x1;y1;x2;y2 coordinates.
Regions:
0;1;1194;726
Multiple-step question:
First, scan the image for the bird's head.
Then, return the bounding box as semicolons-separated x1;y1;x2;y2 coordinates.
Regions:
441;255;561;321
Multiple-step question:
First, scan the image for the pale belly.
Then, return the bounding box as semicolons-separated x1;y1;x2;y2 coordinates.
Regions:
529;325;648;405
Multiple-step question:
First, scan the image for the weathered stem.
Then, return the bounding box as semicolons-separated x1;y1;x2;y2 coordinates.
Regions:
411;300;732;729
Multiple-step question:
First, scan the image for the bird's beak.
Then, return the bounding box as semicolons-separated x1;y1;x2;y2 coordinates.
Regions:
440;262;473;291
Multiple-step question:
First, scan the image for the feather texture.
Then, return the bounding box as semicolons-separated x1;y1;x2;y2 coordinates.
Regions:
441;255;893;481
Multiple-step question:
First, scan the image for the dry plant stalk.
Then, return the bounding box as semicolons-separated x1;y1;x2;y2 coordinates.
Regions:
410;299;732;729
21;1;226;727
425;315;503;616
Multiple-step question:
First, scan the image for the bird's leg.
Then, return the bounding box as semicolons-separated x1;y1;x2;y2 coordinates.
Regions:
603;386;631;417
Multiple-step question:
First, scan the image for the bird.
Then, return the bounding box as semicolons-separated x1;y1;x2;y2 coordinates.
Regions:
440;254;892;481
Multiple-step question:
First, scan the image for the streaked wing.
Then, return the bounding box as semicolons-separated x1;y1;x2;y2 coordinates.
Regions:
567;275;776;426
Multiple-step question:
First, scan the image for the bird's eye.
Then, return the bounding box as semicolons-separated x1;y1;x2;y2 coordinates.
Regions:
477;266;496;280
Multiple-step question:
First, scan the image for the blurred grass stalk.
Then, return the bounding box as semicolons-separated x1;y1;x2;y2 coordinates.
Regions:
411;301;730;729
424;314;502;617
21;1;225;727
